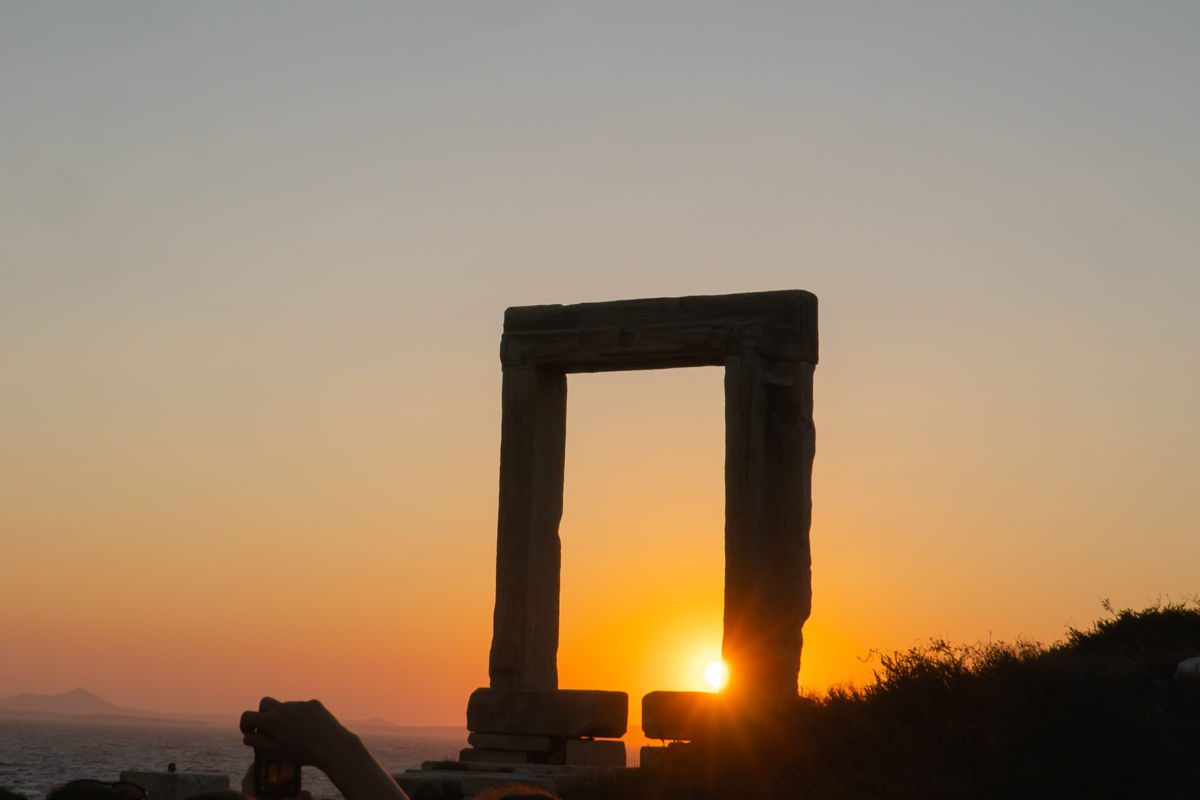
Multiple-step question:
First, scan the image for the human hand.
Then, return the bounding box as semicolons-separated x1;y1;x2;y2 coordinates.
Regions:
239;697;409;800
239;697;359;773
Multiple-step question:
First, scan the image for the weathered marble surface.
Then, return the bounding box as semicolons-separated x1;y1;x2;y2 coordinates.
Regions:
466;687;627;738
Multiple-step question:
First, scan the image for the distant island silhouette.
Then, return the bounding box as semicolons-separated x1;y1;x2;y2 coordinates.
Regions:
0;689;459;737
0;687;143;717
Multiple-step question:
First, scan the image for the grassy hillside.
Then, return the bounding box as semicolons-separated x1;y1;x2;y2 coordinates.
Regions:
564;601;1200;800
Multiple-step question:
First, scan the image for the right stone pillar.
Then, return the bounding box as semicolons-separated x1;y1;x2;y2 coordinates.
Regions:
722;350;815;701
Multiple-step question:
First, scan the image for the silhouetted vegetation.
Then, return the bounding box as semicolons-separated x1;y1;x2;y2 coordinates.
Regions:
562;601;1200;800
1;788;28;800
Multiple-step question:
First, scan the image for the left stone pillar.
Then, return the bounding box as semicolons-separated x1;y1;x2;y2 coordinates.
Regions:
488;366;568;689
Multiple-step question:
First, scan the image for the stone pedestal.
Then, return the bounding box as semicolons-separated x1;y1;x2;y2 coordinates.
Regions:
459;688;627;767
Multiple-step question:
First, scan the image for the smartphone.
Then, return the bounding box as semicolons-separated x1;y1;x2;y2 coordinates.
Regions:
253;748;301;798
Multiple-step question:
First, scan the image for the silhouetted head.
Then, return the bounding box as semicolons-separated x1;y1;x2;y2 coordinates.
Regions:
46;781;147;800
470;784;558;800
182;792;245;800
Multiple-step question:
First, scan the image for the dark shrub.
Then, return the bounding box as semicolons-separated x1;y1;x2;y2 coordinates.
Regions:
561;602;1200;800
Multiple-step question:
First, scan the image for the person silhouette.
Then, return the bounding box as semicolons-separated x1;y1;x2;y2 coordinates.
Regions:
239;697;411;800
44;782;146;800
238;698;562;800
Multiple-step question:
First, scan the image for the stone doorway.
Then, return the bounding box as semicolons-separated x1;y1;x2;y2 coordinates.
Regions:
488;290;818;701
400;290;818;791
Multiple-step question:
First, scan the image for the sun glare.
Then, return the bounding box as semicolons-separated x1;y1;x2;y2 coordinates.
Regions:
704;659;729;691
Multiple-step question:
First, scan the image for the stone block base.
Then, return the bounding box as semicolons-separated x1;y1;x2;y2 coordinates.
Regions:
467;687;627;738
396;762;626;800
467;732;556;752
565;738;625;767
459;748;529;765
458;738;625;768
641;690;723;740
639;742;698;770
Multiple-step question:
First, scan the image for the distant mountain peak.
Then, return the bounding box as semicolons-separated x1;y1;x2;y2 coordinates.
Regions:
0;687;151;717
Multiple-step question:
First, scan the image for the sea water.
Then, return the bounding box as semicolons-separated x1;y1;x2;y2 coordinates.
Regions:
0;719;464;800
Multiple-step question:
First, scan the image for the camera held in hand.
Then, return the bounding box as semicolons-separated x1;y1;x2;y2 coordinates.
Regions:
253;748;301;798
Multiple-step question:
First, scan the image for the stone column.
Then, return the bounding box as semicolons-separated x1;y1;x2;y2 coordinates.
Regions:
722;351;815;700
488;365;568;689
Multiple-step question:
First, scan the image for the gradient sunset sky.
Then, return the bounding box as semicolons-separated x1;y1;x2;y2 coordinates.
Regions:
2;3;1198;728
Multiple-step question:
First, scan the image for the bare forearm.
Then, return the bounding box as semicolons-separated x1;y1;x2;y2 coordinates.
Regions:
240;697;409;800
320;731;411;800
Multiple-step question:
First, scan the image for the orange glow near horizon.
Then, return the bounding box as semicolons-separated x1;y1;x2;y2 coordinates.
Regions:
4;3;1200;730
3;353;1195;727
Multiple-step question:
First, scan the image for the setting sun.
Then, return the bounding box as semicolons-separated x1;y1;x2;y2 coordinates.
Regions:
704;660;729;691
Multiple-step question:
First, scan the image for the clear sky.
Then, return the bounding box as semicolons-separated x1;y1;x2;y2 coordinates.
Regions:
2;2;1198;728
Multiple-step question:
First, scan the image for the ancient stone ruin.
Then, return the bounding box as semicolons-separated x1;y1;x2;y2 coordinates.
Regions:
398;290;818;796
